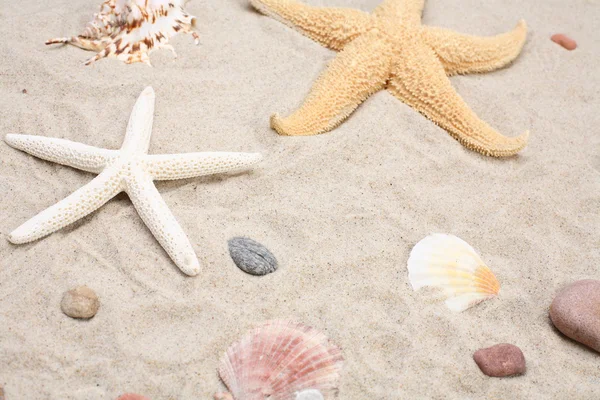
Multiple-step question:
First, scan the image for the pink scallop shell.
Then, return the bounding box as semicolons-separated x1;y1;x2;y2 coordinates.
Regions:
217;320;344;400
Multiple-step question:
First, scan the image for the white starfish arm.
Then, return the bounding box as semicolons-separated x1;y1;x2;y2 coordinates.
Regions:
8;170;122;244
145;152;262;180
120;86;155;154
249;0;373;51
4;134;118;174
125;170;200;276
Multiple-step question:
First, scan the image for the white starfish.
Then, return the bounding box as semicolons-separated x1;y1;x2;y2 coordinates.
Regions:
5;87;262;276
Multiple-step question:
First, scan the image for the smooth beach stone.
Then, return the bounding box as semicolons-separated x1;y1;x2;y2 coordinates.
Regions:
61;286;99;319
116;394;150;400
551;34;577;50
228;237;278;276
473;343;526;377
550;279;600;353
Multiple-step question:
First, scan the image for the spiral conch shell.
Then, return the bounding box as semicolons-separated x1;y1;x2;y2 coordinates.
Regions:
407;234;500;312
46;0;199;66
215;320;344;400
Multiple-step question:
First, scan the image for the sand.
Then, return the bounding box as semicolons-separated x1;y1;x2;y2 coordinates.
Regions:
0;0;599;398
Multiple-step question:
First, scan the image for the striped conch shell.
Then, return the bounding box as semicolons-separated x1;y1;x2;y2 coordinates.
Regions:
215;320;344;400
407;234;500;312
46;0;199;66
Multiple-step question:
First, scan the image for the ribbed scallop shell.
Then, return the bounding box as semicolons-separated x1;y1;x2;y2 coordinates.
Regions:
407;234;500;312
216;320;344;400
46;0;199;66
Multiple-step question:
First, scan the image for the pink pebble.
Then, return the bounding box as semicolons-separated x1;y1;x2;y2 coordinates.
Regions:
116;394;150;400
473;343;526;377
551;34;577;50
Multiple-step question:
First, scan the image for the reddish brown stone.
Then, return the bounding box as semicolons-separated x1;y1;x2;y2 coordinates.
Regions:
550;279;600;353
116;394;150;400
551;34;577;50
473;343;526;377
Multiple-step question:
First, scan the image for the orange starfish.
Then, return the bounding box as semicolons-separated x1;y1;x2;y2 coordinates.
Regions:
250;0;529;157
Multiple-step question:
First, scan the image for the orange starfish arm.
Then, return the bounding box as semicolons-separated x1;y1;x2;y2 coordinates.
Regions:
271;30;392;136
373;0;425;21
422;20;527;76
249;0;373;51
388;43;528;157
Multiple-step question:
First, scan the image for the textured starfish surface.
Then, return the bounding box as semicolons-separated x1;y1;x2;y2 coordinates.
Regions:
5;87;262;276
250;0;529;157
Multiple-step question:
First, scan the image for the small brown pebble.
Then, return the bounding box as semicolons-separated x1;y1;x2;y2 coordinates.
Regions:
116;394;150;400
550;279;600;353
0;385;4;400
551;34;577;50
21;89;27;94
61;286;99;319
473;343;526;377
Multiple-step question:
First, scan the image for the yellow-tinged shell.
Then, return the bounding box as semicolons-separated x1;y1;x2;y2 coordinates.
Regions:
407;234;500;312
46;0;199;66
216;320;344;400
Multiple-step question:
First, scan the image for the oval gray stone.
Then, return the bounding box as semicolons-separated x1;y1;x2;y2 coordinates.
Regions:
550;279;600;353
228;237;278;276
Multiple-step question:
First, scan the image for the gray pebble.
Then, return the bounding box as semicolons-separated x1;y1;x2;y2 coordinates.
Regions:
61;286;99;319
228;237;278;276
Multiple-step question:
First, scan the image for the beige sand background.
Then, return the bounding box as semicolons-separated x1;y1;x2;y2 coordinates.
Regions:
0;0;599;398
